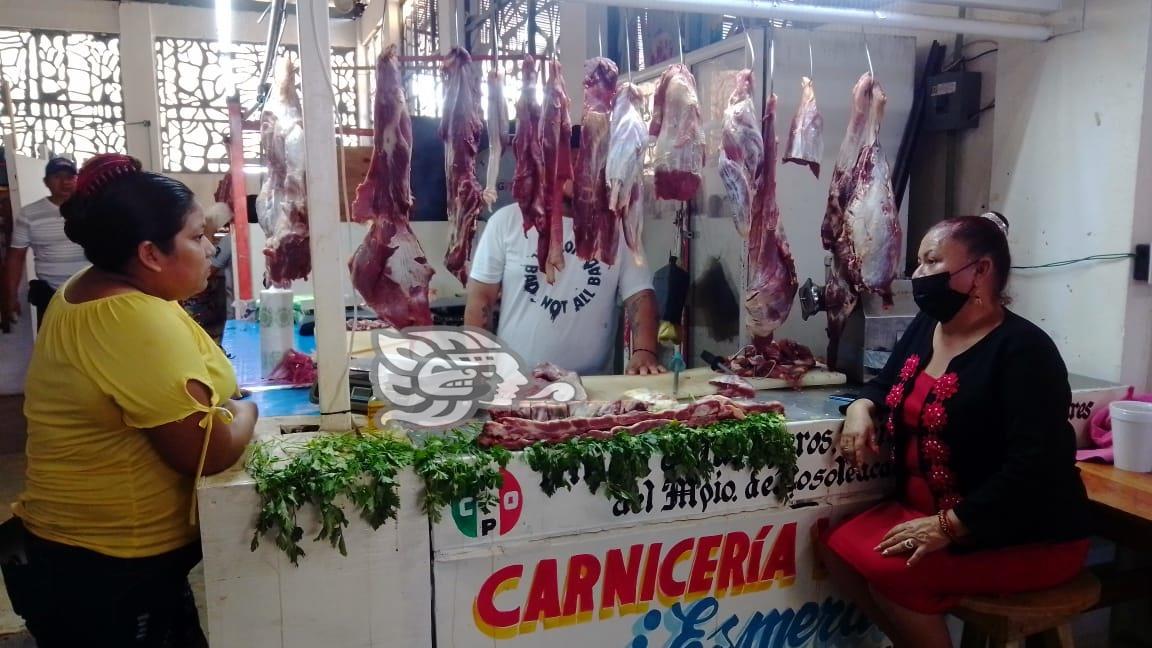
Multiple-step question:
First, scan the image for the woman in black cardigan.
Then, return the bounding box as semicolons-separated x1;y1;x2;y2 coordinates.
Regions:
822;213;1092;648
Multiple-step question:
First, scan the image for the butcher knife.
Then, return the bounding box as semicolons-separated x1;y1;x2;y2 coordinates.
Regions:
700;350;738;375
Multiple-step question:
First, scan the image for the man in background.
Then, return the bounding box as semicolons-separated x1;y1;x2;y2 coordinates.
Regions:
3;158;88;330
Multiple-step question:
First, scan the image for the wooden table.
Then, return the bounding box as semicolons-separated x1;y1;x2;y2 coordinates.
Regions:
1076;462;1152;640
1078;462;1152;523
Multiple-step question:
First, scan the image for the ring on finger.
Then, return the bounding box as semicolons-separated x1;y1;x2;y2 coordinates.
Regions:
903;538;915;550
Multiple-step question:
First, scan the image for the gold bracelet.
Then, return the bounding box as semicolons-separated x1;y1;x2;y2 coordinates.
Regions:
938;509;957;541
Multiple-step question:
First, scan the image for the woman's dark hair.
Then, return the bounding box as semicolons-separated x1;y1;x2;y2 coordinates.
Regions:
935;212;1012;297
62;154;196;272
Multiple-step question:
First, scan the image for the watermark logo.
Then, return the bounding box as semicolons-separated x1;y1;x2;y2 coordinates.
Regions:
369;326;579;428
452;468;523;538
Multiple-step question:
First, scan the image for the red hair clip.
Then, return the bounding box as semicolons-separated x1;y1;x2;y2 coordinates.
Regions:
75;153;142;198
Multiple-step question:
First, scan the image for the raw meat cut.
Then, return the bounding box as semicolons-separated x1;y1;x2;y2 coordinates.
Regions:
255;58;310;288
820;72;902;367
348;46;434;329
477;395;786;450
745;94;798;348
727;340;817;387
843;80;902;303
606;82;649;264
539;60;574;284
482;67;510;211
487;399;648;422
649;64;705;202
709;374;756;399
350;222;434;328
512;56;546;236
783;76;824;178
440;48;486;286
718;69;762;238
572;57;619;264
526;361;587;401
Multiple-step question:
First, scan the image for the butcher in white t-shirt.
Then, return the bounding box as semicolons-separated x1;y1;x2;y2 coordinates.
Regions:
465;195;666;376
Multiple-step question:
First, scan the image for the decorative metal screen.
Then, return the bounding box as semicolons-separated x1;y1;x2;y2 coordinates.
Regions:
155;38;359;173
0;28;124;164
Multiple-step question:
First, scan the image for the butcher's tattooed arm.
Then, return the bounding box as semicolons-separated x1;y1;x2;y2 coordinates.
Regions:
624;289;666;374
465;280;501;330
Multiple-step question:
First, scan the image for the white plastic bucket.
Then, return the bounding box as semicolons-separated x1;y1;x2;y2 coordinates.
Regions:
1110;401;1152;473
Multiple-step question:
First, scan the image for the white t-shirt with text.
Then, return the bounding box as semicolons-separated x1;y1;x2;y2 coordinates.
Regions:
11;197;89;289
469;203;653;375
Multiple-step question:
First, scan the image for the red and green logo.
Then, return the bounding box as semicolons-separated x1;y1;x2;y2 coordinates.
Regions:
452;468;523;538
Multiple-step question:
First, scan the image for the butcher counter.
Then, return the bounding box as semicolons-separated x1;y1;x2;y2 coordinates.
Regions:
195;376;1128;648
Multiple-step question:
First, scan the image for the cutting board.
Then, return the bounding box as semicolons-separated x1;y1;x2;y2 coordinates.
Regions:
581;366;847;402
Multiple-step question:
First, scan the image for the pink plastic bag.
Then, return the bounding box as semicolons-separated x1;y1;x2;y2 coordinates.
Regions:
1076;387;1152;463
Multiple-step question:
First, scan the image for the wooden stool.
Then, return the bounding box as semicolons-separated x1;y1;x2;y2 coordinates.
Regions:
953;570;1101;648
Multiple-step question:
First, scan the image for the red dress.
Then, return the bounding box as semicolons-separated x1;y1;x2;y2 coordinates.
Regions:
823;372;1090;614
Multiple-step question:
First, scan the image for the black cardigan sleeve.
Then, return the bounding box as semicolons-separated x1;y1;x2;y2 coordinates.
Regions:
951;335;1076;542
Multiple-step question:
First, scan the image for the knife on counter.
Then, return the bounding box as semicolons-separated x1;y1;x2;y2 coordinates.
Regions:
700;350;738;375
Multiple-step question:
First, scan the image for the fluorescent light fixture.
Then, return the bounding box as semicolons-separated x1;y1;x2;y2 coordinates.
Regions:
244;165;268;174
215;0;237;97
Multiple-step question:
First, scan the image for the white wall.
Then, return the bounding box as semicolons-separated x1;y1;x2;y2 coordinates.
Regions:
990;0;1152;386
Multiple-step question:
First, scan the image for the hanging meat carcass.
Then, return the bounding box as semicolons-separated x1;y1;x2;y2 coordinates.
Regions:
348;45;434;329
255;58;310;288
606;82;649;264
718;69;762;238
512;56;546;236
820;72;902;367
539;59;574;284
649;64;705;202
783;76;824;178
571;57;619;264
482;67;510;211
440;48;486;286
745;93;798;349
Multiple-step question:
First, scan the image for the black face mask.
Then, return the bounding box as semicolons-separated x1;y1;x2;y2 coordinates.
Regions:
912;260;978;323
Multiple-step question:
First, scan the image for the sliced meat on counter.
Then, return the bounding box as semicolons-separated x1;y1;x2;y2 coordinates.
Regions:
440;47;486;286
709;374;757;399
482;67;511;211
745;94;798;347
477;395;785;450
728;340;817;387
526;361;588;401
255;58;310;288
572;57;619;264
348;46;434;328
539;59;574;284
649;64;705;202
718;69;762;238
512;56;546;236
783;76;825;178
606;82;649;264
487;399;648;422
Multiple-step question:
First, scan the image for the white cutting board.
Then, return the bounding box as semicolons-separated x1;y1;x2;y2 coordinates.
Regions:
581;366;846;401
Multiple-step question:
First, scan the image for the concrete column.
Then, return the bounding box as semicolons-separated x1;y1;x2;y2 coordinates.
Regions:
117;2;163;172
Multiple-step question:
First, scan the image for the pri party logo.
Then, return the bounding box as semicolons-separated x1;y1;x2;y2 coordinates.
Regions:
452;468;523;538
369;326;580;429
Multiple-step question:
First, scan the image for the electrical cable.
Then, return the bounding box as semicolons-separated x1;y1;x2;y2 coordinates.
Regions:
1011;253;1135;270
945;48;998;71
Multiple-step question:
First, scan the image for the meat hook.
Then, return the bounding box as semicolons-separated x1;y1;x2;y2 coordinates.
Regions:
808;33;814;80
677;13;685;64
768;30;775;97
863;28;874;78
624;8;635;83
740;16;754;70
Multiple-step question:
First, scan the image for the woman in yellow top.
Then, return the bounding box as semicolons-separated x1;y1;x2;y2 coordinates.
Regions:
1;153;258;647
